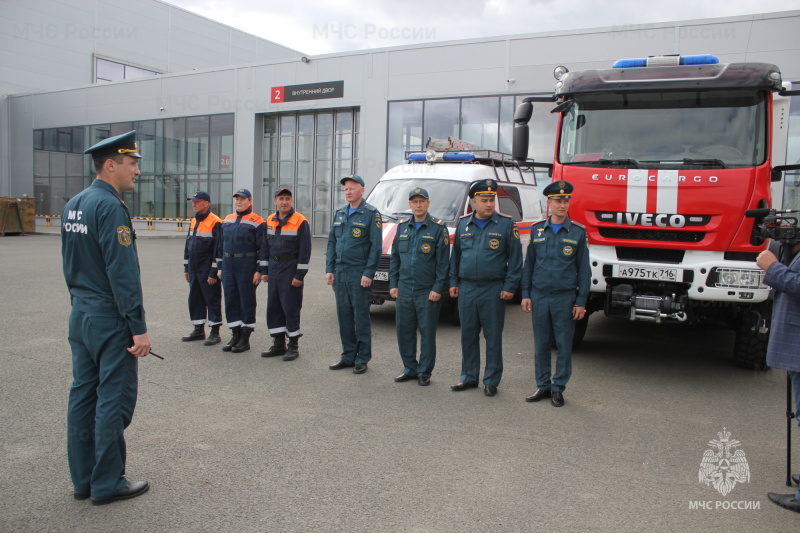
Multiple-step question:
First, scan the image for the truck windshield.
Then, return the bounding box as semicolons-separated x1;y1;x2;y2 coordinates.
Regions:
558;89;767;168
367;179;468;224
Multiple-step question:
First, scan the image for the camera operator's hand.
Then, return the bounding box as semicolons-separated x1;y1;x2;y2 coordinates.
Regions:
757;250;778;271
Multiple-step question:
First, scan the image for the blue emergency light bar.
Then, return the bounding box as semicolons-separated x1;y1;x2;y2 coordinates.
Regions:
407;152;477;162
612;54;719;68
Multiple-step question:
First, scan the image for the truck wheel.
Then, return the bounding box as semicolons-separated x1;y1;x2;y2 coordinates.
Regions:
733;311;769;371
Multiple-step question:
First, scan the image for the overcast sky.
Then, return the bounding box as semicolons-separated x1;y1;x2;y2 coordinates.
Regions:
164;0;800;55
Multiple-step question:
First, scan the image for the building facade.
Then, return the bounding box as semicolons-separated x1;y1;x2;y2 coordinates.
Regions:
4;6;800;235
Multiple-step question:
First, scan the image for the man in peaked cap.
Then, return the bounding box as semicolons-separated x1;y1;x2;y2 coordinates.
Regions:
61;130;152;504
325;174;382;374
449;178;522;397
389;187;450;386
521;180;591;408
182;191;224;345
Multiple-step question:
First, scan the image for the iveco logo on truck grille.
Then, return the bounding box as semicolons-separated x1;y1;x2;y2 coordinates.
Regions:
596;211;711;228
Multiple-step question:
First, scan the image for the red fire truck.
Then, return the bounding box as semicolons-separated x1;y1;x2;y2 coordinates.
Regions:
512;54;800;369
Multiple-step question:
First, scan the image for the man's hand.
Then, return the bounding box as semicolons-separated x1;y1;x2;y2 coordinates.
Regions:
449;287;459;298
291;278;303;287
361;276;372;288
261;274;269;283
429;291;441;302
500;291;514;301
521;298;532;313
184;272;189;282
207;277;217;285
757;250;779;271
325;273;335;285
128;332;152;358
252;272;262;285
217;270;222;279
389;288;398;299
572;306;586;320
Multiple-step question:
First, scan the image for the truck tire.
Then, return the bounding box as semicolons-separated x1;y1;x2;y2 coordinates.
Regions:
733;308;769;371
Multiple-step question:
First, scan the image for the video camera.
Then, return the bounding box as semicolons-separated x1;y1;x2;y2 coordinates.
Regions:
746;208;800;246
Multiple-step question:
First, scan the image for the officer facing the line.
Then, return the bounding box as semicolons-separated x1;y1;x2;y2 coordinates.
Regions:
259;188;312;361
389;187;450;386
325;174;382;374
521;180;591;407
61;130;151;504
217;188;265;353
182;191;223;345
449;179;522;397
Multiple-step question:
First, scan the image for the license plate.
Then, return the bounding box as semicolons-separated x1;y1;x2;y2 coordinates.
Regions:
373;271;389;281
615;265;680;282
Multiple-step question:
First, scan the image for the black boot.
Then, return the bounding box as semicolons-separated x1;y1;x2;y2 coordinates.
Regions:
261;335;286;357
222;327;241;352
283;337;299;361
204;324;221;346
231;329;252;353
182;324;205;342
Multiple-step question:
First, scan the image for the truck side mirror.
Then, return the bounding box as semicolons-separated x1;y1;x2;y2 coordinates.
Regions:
512;102;533;161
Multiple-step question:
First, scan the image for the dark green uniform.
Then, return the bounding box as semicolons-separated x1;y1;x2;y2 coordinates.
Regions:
389;214;450;378
61;179;146;500
326;198;382;364
450;211;522;386
521;217;590;392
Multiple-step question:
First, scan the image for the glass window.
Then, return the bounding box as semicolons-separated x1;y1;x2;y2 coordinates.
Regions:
783;93;800;212
164;118;185;174
460;97;499;150
186;116;209;172
388;101;423;169
125;65;157;80
210;114;234;172
96;58;124;82
423;99;459;145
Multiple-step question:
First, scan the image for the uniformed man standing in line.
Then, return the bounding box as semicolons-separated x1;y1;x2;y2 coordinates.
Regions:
325;174;382;374
449;179;522;397
389;187;449;386
216;188;265;353
182;191;223;345
259;188;312;361
61;130;151;504
521;180;591;407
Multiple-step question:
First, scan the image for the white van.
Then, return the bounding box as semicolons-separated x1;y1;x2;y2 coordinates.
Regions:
367;149;545;321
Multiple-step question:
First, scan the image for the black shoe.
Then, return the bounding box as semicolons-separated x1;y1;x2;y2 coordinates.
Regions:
74;491;90;500
329;360;354;370
261;336;286;357
283;338;299;361
525;389;551;402
394;373;416;382
204;325;221;346
768;492;800;513
231;329;252;353
484;385;498;397
222;328;241;352
418;376;431;386
451;381;479;391
181;324;205;342
353;363;368;374
551;391;565;407
91;480;150;505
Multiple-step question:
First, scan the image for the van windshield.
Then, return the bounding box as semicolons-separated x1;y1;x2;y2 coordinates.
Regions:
367;179;468;224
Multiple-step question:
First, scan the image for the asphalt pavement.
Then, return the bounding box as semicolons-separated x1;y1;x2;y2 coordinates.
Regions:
0;232;797;532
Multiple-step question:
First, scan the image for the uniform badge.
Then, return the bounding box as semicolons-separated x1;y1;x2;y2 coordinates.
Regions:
513;226;520;240
352;227;362;238
420;243;431;254
489;238;500;250
117;226;132;247
375;215;382;229
562;245;574;256
537;228;544;236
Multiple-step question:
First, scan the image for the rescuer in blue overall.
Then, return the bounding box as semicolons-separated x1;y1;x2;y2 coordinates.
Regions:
259;188;312;361
217;188;265;353
325;174;382;374
61;130;152;505
182;191;223;345
389;187;450;386
521;180;591;407
450;179;522;397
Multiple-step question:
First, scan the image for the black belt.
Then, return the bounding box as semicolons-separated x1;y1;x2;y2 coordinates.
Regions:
270;253;298;261
224;252;257;258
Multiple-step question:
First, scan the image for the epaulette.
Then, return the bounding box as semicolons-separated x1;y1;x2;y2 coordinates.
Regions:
431;217;445;226
459;213;472;219
364;203;377;212
496;212;512;219
571;220;586;229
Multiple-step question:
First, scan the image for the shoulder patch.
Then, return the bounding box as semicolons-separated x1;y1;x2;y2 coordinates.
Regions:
496;212;512;218
364;203;377;212
459;213;471;219
571;221;586;229
431;217;445;225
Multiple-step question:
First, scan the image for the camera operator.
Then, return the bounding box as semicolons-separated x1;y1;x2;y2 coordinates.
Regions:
757;242;800;513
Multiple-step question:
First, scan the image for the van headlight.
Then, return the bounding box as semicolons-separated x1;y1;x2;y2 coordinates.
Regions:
710;268;766;289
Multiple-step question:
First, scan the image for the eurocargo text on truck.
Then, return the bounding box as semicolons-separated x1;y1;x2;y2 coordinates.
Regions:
367;138;545;323
512;54;800;369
